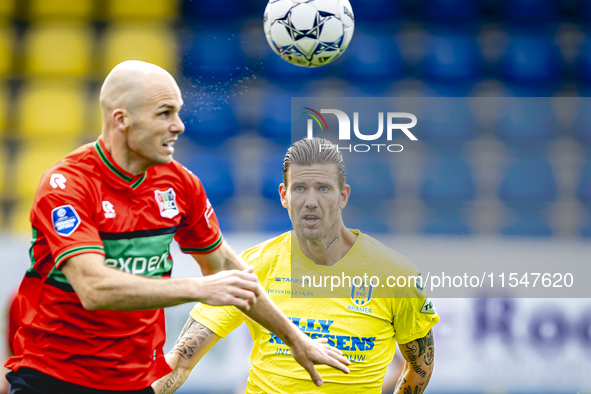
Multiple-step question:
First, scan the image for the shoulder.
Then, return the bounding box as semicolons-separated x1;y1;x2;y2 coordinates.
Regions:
241;232;291;266
358;232;418;275
153;160;205;192
37;143;99;196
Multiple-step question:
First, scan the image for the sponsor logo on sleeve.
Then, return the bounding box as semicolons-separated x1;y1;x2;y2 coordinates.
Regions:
154;188;179;219
51;205;81;237
50;173;67;189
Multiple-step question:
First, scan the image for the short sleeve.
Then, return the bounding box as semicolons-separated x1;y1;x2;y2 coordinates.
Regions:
190;302;245;338
32;169;104;269
175;171;223;254
392;294;439;345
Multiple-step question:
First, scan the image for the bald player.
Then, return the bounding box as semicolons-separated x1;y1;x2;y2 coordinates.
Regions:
4;61;349;394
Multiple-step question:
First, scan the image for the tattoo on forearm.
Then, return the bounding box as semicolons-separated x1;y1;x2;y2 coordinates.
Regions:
171;320;215;361
152;319;216;394
394;330;434;394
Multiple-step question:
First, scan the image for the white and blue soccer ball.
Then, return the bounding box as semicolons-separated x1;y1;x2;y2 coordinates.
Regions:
264;0;355;67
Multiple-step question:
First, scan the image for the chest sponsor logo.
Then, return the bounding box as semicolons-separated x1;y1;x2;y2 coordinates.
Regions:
102;201;116;219
154;188;179;219
104;252;169;275
421;297;436;314
51;205;81;237
351;282;373;307
269;317;376;362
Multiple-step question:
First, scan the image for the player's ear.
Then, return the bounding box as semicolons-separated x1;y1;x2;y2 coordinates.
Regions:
112;108;131;131
340;184;350;209
279;183;288;208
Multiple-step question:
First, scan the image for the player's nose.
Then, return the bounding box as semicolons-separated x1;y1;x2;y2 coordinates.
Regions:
304;190;318;208
171;113;185;135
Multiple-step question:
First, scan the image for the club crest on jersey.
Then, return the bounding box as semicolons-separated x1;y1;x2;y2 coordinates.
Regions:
350;281;373;307
154;188;179;219
51;205;81;237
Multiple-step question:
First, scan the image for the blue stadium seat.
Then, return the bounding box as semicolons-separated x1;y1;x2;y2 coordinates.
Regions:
261;154;286;201
420;158;476;209
346;159;395;231
343;32;404;83
259;92;292;144
260;199;292;233
181;0;246;20
501;36;559;84
503;217;553;236
574;101;591;150
423;214;471;235
262;50;324;87
351;0;400;20
494;99;558;153
416;100;478;154
499;159;556;236
499;159;557;208
182;29;246;79
422;33;481;82
181;153;235;207
500;0;556;22
577;161;591;208
422;0;481;22
577;40;591;85
346;160;395;201
180;94;239;146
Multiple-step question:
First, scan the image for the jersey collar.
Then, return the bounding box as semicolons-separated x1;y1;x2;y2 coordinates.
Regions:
93;137;147;190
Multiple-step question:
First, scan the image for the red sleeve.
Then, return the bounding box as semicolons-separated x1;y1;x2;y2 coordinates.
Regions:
31;168;105;269
6;289;18;353
174;169;223;254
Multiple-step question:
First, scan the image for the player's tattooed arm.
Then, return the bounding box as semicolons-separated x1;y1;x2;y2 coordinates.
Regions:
152;317;221;394
392;329;434;394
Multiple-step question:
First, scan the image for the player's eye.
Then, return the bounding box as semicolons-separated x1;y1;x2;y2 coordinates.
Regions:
159;110;171;117
295;186;304;192
319;186;328;192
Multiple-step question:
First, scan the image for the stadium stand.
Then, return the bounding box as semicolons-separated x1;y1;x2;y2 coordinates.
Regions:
182;28;246;79
422;0;480;22
105;0;178;21
0;0;15;20
343;31;405;84
500;35;559;84
422;32;482;83
14;141;78;199
101;23;176;76
23;22;93;77
28;0;94;20
180;95;240;146
0;23;14;78
0;81;9;134
499;159;557;236
17;80;87;138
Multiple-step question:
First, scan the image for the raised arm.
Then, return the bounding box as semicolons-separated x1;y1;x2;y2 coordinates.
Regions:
152;317;220;394
392;330;435;394
191;242;351;386
62;253;259;311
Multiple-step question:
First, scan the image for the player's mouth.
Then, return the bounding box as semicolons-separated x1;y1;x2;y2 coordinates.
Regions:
162;140;176;153
302;215;319;227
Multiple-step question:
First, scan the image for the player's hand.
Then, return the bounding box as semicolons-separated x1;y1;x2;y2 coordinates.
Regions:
290;335;351;386
197;267;259;310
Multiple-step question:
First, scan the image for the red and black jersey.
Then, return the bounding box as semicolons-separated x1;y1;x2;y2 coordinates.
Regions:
5;137;222;390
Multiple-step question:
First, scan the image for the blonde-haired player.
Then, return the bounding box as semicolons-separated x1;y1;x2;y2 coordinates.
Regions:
153;138;438;394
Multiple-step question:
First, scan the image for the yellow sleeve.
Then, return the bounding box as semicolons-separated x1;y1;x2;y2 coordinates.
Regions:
190;302;245;338
392;296;439;345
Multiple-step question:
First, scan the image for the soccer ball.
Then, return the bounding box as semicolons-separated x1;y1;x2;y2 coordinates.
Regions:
263;0;355;68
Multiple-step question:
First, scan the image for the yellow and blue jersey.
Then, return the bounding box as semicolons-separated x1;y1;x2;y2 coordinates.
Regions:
191;230;439;393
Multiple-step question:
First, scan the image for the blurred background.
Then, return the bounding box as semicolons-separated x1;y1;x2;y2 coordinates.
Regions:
0;0;590;393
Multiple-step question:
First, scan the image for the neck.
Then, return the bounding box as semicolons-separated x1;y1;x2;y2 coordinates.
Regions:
101;131;148;176
296;224;357;266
